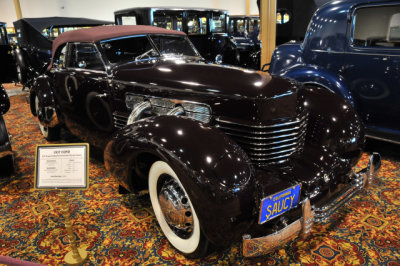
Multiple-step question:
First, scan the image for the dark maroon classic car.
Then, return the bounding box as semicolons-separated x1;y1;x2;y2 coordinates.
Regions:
30;25;381;257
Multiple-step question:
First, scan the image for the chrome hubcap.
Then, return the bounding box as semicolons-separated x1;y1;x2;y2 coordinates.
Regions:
158;176;194;239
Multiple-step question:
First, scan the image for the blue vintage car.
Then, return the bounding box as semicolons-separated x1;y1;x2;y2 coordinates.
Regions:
269;0;400;144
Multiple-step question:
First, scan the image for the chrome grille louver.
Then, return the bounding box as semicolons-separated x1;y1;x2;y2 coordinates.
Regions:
113;112;129;129
215;113;308;166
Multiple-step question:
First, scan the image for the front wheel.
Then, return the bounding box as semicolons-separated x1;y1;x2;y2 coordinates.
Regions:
148;161;209;258
34;96;60;141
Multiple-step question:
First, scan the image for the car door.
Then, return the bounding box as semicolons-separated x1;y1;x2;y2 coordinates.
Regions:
54;42;114;134
342;4;400;139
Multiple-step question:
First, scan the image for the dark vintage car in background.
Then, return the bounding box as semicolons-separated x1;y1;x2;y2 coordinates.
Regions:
13;17;113;89
269;0;400;145
30;25;381;257
0;84;14;175
114;7;240;66
0;22;17;84
228;15;261;69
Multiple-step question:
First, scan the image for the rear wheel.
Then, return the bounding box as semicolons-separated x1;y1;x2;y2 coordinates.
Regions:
34;96;60;141
148;161;209;258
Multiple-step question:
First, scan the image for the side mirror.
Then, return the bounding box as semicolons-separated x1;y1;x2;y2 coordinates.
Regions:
78;61;87;68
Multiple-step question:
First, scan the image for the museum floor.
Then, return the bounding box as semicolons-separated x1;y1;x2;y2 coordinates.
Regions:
1;84;399;265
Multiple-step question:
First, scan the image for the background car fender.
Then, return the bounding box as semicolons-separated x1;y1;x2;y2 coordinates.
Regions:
29;75;55;116
0;84;10;115
274;65;355;107
104;115;257;246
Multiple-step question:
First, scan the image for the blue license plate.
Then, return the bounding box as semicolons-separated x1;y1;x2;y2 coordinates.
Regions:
259;184;301;224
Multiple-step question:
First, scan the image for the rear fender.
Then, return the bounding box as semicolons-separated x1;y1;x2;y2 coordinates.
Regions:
104;115;256;246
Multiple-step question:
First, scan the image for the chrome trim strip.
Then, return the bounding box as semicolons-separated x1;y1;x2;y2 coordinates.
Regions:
366;134;400;145
247;147;298;157
233;130;306;147
216;119;307;135
249;152;297;161
224;131;300;141
215;113;308;129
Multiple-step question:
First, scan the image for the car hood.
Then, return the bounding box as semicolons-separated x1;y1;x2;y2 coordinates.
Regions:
112;59;298;100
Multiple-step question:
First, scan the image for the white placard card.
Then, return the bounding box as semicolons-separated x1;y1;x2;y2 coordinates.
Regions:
35;144;89;190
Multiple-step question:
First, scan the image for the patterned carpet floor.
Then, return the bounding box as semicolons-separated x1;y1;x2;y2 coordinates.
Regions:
0;87;400;265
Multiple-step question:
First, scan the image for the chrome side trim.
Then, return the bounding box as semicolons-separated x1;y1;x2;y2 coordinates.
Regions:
366;134;400;145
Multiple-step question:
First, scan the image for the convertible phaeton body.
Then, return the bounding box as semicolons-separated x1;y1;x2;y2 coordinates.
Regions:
13;17;113;88
30;25;381;257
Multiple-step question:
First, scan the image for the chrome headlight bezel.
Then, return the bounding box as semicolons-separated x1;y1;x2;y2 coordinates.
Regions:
125;93;212;124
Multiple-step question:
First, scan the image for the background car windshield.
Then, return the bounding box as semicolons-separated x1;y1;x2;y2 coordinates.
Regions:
101;35;157;64
150;35;198;57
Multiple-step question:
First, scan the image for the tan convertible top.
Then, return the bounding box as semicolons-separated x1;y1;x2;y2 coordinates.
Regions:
50;25;186;68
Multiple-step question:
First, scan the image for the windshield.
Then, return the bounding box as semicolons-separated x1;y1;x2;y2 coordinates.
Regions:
100;34;198;64
150;35;198;57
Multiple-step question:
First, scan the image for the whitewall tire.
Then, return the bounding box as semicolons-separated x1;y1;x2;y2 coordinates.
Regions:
148;161;208;257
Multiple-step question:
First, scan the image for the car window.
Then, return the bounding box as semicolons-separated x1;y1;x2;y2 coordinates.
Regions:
121;16;137;25
187;13;207;35
68;43;105;70
353;5;400;47
249;19;260;34
101;35;156;64
0;27;8;45
211;13;226;33
153;11;183;31
53;44;68;68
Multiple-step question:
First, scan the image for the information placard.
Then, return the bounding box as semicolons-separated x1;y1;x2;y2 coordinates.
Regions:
34;143;89;190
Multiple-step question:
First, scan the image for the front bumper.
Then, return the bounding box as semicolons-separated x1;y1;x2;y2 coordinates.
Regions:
242;153;381;257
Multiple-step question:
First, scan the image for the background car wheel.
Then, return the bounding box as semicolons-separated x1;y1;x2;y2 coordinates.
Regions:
148;161;209;258
34;96;60;141
16;64;27;86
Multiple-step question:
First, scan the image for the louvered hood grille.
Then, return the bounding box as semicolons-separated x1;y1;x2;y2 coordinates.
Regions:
215;113;308;166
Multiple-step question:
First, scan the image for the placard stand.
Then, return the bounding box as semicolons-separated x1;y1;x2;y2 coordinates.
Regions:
34;143;90;265
58;190;88;265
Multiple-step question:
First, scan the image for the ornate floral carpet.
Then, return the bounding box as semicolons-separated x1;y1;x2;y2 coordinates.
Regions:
1;89;400;265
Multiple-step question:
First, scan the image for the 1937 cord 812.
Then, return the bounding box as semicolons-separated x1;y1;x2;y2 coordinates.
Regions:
30;25;381;257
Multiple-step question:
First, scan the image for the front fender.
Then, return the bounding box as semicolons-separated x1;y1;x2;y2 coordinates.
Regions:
105;115;257;246
275;65;355;106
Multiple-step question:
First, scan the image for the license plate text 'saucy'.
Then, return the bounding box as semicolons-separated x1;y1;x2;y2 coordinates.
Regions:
259;184;301;224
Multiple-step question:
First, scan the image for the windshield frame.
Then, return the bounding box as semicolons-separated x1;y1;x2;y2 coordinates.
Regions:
99;33;202;66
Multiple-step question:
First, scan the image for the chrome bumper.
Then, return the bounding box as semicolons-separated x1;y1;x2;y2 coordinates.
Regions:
242;153;381;257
